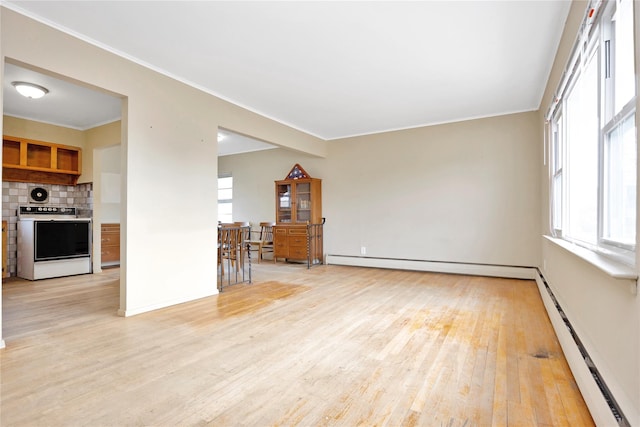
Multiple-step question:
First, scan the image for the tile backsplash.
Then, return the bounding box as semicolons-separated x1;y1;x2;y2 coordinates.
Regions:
2;181;93;277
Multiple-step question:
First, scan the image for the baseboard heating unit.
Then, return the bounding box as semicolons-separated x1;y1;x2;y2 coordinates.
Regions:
325;255;536;279
535;270;630;427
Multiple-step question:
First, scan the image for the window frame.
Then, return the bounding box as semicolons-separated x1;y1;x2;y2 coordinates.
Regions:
217;174;233;224
600;104;637;252
598;0;637;254
548;0;637;266
550;108;564;237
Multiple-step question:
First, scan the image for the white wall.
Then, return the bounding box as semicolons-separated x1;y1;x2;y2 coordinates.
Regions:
541;239;639;422
325;112;540;267
98;145;121;223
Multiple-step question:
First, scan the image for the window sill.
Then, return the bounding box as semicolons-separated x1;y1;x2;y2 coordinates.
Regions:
543;235;638;280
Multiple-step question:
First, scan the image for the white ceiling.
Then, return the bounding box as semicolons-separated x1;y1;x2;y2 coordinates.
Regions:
3;62;121;130
217;128;277;157
2;1;571;140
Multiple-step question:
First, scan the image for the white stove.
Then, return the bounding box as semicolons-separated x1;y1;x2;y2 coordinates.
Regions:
17;206;92;280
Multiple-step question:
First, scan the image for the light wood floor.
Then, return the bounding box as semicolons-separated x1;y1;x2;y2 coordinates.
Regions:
1;264;593;426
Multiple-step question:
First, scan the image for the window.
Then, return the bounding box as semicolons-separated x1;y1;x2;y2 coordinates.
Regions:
603;114;636;247
549;0;637;264
218;174;233;223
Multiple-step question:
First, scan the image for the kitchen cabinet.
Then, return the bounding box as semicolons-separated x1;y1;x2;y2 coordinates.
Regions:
2;135;82;185
101;223;120;267
273;164;323;265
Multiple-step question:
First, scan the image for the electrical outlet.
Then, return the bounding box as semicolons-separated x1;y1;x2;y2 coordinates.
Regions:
360;246;366;255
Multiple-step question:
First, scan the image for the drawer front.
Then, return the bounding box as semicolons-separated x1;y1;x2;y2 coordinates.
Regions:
288;246;308;259
288;227;308;236
101;223;120;247
289;235;307;246
101;245;120;263
101;234;120;245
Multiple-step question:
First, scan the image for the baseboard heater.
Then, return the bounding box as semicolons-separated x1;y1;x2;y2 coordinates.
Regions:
325;254;536;279
535;270;629;427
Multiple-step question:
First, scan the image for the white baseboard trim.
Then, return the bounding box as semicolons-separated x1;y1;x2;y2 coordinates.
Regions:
117;289;219;317
326;255;536;280
0;339;5;349
534;271;622;426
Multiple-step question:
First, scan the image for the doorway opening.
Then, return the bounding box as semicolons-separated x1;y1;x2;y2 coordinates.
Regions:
2;59;125;343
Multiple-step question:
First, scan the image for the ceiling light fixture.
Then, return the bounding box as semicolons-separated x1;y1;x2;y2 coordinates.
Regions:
12;81;49;99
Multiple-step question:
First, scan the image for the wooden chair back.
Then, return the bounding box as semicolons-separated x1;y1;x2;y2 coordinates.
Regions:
259;222;275;243
219;226;240;259
246;222;275;263
219;223;250;277
234;222;251;242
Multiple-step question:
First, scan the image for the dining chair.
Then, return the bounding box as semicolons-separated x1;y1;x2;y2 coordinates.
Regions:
219;224;248;275
218;225;234;276
234;222;251;243
247;222;275;263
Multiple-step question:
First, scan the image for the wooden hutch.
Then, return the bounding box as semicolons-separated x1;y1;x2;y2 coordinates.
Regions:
274;164;323;266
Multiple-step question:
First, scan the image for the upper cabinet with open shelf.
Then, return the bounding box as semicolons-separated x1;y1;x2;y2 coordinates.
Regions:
2;136;82;185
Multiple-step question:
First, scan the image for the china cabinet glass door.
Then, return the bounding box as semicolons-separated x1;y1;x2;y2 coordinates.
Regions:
277;183;292;223
295;182;311;223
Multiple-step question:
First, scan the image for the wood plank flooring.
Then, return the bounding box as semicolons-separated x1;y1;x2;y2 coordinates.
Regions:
1;264;594;426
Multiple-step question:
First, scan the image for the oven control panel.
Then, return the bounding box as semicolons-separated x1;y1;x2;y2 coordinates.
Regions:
19;206;77;216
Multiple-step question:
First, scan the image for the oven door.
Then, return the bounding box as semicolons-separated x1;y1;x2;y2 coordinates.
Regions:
34;220;91;261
